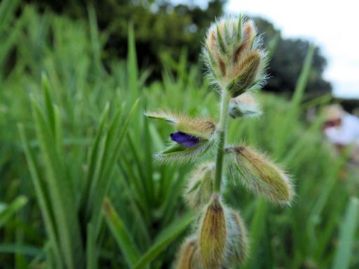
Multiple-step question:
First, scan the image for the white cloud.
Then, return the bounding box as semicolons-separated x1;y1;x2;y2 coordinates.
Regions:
226;0;359;99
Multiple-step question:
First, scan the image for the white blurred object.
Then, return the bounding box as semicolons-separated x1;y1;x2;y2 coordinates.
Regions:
324;113;359;146
228;92;262;118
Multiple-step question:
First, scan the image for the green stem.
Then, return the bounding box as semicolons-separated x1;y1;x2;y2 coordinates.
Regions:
214;89;230;192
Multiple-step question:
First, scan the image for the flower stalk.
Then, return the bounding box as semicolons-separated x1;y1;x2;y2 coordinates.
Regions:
214;89;231;192
147;15;295;269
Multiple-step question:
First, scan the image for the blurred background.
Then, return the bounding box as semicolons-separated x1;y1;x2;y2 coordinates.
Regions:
0;0;358;268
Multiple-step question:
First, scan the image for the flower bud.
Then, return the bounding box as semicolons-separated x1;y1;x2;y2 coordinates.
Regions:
175;237;202;269
184;162;215;210
145;111;216;140
203;17;266;97
227;51;262;97
224;210;248;266
199;194;227;269
228;92;262;118
241;20;257;50
226;146;294;204
145;111;217;162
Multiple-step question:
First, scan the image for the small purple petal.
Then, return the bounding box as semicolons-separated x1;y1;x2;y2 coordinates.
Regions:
170;131;200;148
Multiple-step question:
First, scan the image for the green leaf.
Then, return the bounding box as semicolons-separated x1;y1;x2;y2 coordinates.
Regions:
18;124;64;267
103;198;140;267
127;22;139;101
86;223;98;269
87;99;140;235
242;199;268;269
155;140;213;163
133;212;195;269
80;103;110;212
291;44;315;109
0;1;24;68
0;244;42;257
29;91;83;268
41;74;56;135
0;0;21;28
332;197;359;269
87;4;103;74
0;196;27;228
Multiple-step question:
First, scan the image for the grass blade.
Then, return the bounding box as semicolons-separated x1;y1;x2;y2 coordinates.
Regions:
18;124;64;267
133;212;195;269
242;198;268;269
291;44;315;109
332;197;359;269
0;244;42;257
127;23;139;101
103;197;140;267
0;196;27;228
0;0;21;28
89;99;140;235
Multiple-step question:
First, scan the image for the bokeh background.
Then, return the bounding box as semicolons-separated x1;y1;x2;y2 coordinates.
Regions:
0;0;358;268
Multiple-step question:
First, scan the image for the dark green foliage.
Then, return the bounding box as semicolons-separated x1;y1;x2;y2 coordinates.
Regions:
24;0;226;77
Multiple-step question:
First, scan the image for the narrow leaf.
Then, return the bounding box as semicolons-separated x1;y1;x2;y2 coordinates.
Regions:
133;212;195;269
103;198;140;267
332;197;359;269
0;196;27;228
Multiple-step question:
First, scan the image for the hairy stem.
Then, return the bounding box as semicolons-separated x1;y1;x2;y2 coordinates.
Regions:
214;89;230;192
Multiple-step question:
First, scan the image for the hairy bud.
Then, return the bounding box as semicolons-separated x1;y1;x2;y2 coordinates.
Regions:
184;162;215;210
225;210;249;266
145;111;216;162
175;237;202;269
226;146;294;204
203;16;266;97
227;51;262;97
199;194;227;269
145;111;216;140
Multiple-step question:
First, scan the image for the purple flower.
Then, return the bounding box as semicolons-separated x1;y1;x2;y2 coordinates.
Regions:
170;131;200;148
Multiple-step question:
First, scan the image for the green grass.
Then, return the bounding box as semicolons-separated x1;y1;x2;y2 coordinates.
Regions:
0;2;358;269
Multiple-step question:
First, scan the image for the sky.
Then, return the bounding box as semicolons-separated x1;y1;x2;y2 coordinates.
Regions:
226;0;359;99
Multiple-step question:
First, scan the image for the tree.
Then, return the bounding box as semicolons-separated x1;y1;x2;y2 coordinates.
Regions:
26;0;226;74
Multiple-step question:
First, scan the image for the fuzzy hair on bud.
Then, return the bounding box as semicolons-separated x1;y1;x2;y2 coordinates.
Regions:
229;92;262;118
198;194;227;269
227;50;263;97
224;209;249;267
227;146;294;204
145;111;216;140
202;16;267;97
145;111;217;163
154;140;215;164
242;20;257;49
184;162;216;210
175;237;202;269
